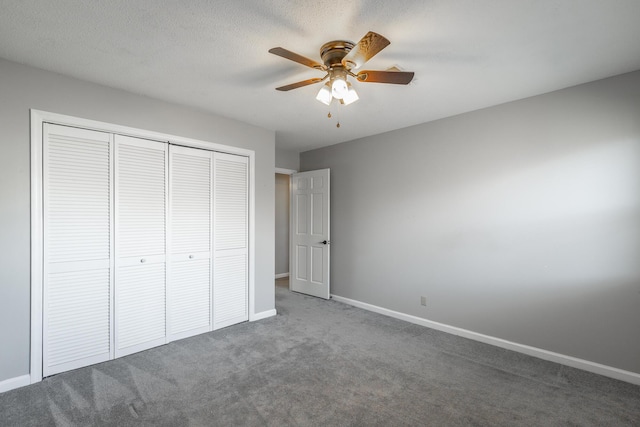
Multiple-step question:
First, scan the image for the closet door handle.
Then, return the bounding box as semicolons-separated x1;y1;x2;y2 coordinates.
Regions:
140;258;146;263
189;254;194;259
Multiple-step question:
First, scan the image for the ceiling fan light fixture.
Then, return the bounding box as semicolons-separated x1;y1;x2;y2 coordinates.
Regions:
316;83;332;105
269;31;413;109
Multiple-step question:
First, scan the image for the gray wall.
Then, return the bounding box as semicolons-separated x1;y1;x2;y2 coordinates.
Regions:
301;70;640;374
275;147;299;171
275;174;290;276
0;58;275;382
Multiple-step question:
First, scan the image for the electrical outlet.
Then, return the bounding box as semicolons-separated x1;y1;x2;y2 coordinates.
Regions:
420;296;427;306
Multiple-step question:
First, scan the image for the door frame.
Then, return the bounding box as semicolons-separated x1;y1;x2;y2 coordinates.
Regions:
30;109;256;384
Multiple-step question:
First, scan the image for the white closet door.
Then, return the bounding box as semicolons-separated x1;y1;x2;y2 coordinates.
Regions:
213;152;249;330
43;124;113;376
167;145;212;340
114;135;168;357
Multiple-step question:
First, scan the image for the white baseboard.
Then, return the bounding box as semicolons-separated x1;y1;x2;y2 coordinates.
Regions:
275;273;289;279
330;294;640;386
0;374;31;393
251;308;277;321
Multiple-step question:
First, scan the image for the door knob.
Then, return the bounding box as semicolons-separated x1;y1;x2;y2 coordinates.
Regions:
321;240;330;245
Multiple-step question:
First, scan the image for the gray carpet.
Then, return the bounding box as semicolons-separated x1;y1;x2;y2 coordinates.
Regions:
1;281;639;426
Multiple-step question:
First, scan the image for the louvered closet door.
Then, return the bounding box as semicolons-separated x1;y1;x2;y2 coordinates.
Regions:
167;146;212;341
43;124;113;377
115;135;168;357
213;152;249;330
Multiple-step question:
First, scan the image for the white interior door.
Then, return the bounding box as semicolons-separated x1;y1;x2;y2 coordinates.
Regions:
114;135;168;357
168;145;212;340
213;152;249;329
43;124;114;376
290;169;330;299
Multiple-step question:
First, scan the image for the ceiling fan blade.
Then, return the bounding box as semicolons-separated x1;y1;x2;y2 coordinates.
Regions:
356;70;414;84
269;47;325;70
275;78;325;91
342;31;390;69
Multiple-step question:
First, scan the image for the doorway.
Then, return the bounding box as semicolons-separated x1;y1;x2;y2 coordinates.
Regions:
274;167;331;299
275;169;295;289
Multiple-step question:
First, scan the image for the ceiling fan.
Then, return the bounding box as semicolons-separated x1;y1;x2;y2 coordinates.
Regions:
269;31;414;106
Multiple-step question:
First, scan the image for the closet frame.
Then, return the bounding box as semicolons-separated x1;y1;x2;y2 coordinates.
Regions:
29;110;256;384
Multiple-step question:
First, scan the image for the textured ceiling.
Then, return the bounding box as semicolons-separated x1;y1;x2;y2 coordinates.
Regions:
1;0;640;152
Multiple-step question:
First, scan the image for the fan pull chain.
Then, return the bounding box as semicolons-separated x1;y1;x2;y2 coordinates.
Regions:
326;109;340;128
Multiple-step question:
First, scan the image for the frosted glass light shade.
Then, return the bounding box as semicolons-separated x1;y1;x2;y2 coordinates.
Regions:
342;86;359;105
331;77;348;99
316;84;332;105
